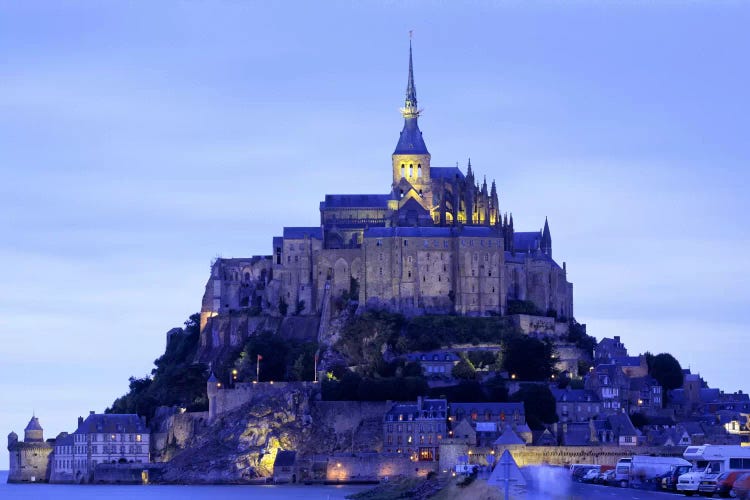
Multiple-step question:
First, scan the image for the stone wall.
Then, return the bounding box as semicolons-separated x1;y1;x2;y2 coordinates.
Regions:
325;453;437;482
210;382;319;421
7;442;53;483
505;445;686;467
307;401;392;454
92;463;147;484
151;410;209;461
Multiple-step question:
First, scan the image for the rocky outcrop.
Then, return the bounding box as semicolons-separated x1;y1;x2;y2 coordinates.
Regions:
156;383;317;483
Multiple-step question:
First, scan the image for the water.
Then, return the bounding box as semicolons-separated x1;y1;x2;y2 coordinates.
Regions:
0;471;368;499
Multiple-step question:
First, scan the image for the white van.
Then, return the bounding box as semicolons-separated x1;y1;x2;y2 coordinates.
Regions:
677;445;750;495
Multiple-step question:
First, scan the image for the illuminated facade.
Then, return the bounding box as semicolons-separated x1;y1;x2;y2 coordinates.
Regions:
199;43;574;350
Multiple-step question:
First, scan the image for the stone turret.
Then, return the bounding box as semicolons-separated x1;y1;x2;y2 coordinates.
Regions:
207;372;221;421
7;431;18;450
24;416;43;443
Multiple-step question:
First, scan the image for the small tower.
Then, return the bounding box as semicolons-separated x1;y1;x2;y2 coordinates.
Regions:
541;217;552;257
207;371;220;421
24;416;43;443
7;431;18;451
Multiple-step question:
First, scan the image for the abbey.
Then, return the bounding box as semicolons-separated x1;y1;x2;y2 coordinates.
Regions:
199;44;573;348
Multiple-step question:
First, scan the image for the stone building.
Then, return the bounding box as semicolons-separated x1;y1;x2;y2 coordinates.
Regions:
448;402;528;447
383;397;447;461
551;388;602;423
197;43;574;356
50;412;150;483
6;416;54;483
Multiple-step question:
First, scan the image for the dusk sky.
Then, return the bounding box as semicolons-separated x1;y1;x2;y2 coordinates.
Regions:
2;1;749;469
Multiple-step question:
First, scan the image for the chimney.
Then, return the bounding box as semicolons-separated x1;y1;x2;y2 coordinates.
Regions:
89;410;95;415
78;416;83;426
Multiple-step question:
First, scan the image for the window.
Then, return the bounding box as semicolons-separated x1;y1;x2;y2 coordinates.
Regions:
401;164;405;177
404;240;408;247
409;164;413;177
417;164;422;177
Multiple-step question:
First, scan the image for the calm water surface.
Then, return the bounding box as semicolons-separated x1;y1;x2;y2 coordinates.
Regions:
0;471;369;499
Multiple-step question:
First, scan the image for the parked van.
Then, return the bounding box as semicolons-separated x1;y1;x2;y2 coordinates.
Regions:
615;455;691;488
677;445;750;496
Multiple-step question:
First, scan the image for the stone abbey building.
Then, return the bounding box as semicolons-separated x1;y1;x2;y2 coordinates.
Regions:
199;44;573;352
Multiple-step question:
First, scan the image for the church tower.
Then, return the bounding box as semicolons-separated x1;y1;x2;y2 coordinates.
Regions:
392;40;433;213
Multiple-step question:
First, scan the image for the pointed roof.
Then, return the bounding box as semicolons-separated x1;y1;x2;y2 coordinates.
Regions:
207;371;219;384
493;426;525;446
405;40;417;111
25;416;42;432
394;40;428;156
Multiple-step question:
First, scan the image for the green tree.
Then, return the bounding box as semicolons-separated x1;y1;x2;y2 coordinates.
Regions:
502;335;555;381
452;358;477;380
107;313;208;421
234;332;289;382
649;353;683;391
510;384;558;430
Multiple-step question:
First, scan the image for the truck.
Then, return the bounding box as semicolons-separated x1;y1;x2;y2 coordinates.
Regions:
614;455;692;488
677;445;750;496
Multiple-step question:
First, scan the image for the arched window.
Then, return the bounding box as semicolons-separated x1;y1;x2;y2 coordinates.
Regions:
417;164;422;177
409;164;413;177
401;164;405;177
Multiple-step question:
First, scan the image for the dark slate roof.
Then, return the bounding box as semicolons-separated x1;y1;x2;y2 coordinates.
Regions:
365;226;453;238
394;117;429;155
431;167;465;181
283;227;322;240
364;225;500;239
25;416;43;431
700;388;722;403
608;413;638;437
55;433;73;447
207;372;219;384
459;226;498;237
450;402;524;417
493;427;525;446
274;450;297;467
551;389;600;403
386;403;419;420
613;356;641;367
321;194;391;209
74;414;148;435
513;232;541;252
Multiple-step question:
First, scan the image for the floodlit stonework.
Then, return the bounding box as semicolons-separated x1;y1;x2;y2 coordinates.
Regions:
197;43;574;358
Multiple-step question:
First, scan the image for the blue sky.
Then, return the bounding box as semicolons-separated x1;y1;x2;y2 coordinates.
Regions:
1;1;749;469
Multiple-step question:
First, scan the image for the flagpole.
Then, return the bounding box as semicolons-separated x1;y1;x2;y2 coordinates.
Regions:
314;352;318;382
256;354;260;382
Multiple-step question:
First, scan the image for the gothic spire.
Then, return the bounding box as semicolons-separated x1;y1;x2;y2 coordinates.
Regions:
394;38;428;155
405;40;417;112
541;216;552;257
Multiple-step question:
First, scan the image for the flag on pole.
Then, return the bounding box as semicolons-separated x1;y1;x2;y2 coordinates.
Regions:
257;354;263;361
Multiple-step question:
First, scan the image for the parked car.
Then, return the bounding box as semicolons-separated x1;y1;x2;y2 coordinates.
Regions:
572;465;599;482
732;472;750;500
656;464;692;492
716;470;750;498
581;468;600;483
597;469;617;486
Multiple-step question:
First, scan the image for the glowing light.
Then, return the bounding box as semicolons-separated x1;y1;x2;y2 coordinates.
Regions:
336;462;341;468
511;374;516;380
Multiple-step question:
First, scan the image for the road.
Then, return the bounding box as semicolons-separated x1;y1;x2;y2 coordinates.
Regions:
521;481;688;499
